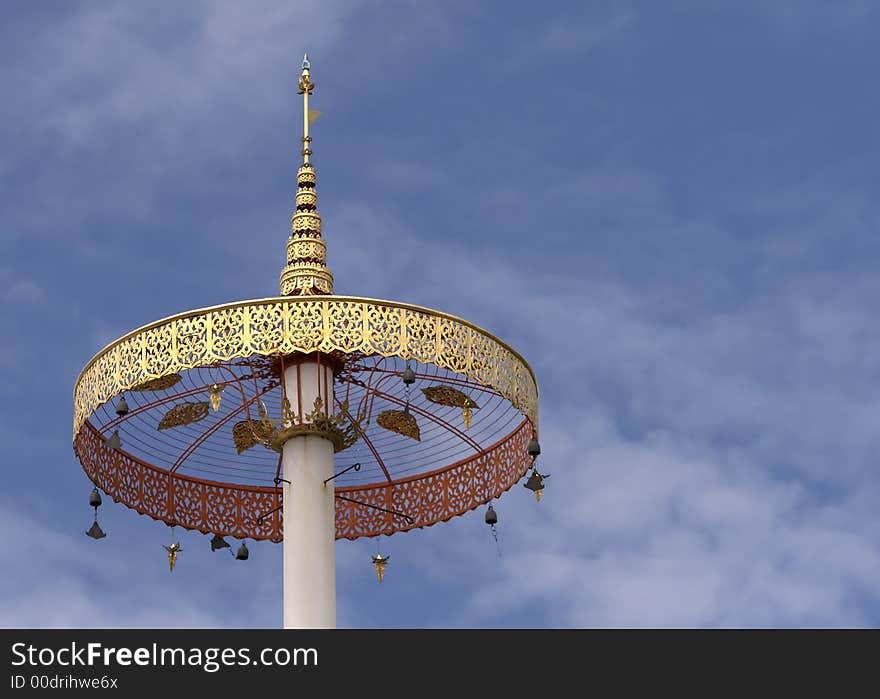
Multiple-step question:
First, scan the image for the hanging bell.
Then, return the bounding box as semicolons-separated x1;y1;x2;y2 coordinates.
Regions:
89;487;102;509
210;534;230;552
115;395;129;417
485;504;498;526
402;365;416;385
235;541;250;560
527;435;541;458
105;430;121;450
523;469;547;501
86;521;106;539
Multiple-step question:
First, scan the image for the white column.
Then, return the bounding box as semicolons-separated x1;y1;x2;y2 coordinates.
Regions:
282;359;336;629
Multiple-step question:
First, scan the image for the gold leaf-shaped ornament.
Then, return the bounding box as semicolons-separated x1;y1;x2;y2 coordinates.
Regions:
421;385;479;429
377;409;421;441
158;402;210;430
132;374;182;392
232;419;274;454
421;385;479;409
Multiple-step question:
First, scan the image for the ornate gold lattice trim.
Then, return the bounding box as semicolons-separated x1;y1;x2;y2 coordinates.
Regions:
73;296;538;439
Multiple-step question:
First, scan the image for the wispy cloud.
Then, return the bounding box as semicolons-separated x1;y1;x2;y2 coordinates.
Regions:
1;268;46;305
3;0;880;629
754;0;878;37
307;189;880;626
536;6;637;56
0;497;286;628
8;2;355;150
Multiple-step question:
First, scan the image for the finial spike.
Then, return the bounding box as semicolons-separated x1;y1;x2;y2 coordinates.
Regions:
281;54;333;297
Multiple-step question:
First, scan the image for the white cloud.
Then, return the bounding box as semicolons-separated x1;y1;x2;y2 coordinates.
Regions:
0;502;208;627
306;193;880;627
536;6;637;56
13;2;355;150
4;0;879;629
7;279;45;305
754;0;877;36
0;268;46;305
7;196;880;627
0;498;284;628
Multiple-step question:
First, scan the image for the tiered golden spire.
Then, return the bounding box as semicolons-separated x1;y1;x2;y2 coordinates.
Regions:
280;53;334;296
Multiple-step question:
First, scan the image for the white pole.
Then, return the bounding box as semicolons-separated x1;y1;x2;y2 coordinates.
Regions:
281;359;336;628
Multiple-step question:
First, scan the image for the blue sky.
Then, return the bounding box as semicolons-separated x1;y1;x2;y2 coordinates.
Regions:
2;0;880;627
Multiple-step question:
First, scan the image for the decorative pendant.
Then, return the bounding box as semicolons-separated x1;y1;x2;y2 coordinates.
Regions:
163;542;183;572
371;553;389;583
86;521;106;540
209;384;225;412
105;430;121;450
